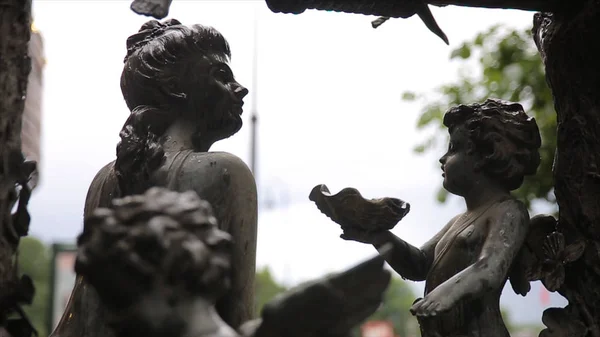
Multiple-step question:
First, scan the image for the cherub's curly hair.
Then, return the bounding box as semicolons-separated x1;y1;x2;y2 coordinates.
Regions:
75;187;232;310
443;99;542;191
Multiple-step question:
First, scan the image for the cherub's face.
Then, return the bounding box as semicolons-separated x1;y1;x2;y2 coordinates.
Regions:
439;126;481;196
114;290;239;337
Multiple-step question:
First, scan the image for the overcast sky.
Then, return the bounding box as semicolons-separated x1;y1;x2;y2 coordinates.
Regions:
30;0;566;327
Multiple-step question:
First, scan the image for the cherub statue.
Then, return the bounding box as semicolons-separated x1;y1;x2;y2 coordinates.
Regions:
76;187;392;337
51;19;257;337
312;99;543;337
75;188;239;337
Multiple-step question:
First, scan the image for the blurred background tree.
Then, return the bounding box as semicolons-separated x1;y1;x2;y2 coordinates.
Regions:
403;25;556;211
365;277;417;337
254;267;288;314
17;237;51;337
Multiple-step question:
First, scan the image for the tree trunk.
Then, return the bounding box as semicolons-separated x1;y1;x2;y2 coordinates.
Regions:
0;0;32;325
534;3;600;336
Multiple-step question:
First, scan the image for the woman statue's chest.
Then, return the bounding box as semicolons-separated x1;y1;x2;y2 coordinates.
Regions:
152;150;254;212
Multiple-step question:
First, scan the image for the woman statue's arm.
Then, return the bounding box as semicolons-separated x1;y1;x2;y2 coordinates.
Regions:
341;215;459;281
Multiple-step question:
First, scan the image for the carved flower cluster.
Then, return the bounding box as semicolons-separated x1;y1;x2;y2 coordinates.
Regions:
540;307;587;337
540;232;585;292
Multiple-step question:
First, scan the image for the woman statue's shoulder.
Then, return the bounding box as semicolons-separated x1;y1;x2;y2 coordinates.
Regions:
184;151;252;173
494;197;529;222
176;151;255;191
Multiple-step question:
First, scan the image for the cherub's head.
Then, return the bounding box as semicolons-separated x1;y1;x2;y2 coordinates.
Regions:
439;99;541;195
75;187;232;335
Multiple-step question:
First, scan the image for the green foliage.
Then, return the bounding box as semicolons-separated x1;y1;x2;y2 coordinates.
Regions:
405;25;556;210
366;276;417;336
254;267;287;314
17;237;51;337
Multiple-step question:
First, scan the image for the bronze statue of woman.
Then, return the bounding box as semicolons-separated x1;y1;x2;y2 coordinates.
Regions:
50;19;257;337
339;99;542;337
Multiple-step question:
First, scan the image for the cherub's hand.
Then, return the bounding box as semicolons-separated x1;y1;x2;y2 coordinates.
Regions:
410;289;456;317
340;228;387;245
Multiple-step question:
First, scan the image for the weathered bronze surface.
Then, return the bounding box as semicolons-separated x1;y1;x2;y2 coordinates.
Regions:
50;19;257;337
310;184;410;232
314;99;544;336
76;188;239;337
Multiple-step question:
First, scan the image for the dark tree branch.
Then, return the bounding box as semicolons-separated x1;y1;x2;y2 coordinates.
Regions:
263;0;572;44
264;0;568;17
131;0;569;20
427;0;567;12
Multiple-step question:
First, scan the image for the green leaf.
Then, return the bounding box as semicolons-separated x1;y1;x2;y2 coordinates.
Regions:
414;144;426;153
436;187;448;203
18;237;50;337
401;91;417;101
450;43;471;60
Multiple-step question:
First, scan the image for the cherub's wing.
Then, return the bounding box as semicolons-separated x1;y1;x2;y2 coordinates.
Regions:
509;214;557;296
250;245;393;337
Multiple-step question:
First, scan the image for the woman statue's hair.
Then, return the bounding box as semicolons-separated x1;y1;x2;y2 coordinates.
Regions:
115;19;231;196
75;187;233;311
443;98;542;191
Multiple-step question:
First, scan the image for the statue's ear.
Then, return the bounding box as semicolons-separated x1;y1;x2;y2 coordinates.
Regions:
465;138;477;155
473;161;483;172
161;77;187;100
468;143;483;172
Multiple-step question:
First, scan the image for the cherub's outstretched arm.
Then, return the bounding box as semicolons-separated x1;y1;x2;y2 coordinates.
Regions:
342;215;459;281
410;200;529;316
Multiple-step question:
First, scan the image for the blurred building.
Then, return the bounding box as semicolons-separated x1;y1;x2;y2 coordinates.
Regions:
361;321;395;337
22;20;45;182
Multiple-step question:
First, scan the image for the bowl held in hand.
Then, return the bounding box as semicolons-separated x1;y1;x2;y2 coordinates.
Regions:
309;184;410;232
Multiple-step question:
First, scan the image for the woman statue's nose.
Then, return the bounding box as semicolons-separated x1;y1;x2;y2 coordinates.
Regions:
235;85;249;100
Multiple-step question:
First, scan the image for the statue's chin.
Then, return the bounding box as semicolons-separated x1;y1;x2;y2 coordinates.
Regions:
214;118;243;142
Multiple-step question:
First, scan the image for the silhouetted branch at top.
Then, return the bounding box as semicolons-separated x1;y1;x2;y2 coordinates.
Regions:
130;0;569;20
129;0;571;45
265;0;574;44
264;0;566;16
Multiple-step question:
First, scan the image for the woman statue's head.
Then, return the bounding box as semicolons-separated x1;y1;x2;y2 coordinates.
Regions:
75;187;233;336
439;99;541;194
115;19;248;196
121;18;248;139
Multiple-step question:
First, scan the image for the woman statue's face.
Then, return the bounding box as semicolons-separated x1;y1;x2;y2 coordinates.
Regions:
186;53;249;142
